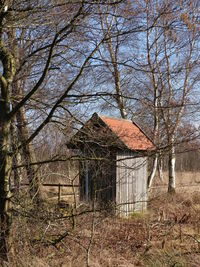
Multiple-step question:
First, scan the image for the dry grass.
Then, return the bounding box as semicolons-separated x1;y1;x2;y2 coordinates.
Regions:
4;191;200;267
149;171;200;199
150;171;200;186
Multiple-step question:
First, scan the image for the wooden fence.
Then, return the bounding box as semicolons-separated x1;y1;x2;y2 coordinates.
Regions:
21;183;79;204
20;182;200;204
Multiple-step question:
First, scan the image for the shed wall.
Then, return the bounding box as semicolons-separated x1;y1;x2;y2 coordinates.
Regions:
116;151;147;216
79;158;116;205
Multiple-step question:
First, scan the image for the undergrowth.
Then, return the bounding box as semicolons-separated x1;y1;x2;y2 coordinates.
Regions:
3;191;200;266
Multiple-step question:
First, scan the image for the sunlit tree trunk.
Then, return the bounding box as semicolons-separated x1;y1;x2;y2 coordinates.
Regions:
146;5;161;189
168;135;176;193
147;83;159;188
99;8;127;119
158;154;164;182
107;38;127;119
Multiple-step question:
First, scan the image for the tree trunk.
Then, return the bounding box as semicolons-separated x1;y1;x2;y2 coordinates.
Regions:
147;153;158;188
147;79;159;188
11;118;21;192
158;154;164;182
99;12;127;119
0;15;16;259
0;100;12;261
11;27;40;203
168;139;176;193
16;106;40;202
112;64;127;119
109;55;127;119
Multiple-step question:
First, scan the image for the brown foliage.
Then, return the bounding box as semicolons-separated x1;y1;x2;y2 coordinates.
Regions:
1;192;199;266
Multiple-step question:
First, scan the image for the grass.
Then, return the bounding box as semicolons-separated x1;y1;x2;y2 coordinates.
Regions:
4;191;200;266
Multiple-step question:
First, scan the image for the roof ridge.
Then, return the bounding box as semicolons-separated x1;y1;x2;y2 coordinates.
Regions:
99;114;132;122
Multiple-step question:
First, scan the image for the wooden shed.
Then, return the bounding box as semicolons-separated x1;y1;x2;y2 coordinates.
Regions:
68;113;154;216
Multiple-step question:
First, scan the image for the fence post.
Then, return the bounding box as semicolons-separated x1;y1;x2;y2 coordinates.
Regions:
58;183;61;204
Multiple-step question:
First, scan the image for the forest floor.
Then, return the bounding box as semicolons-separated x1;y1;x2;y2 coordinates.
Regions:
6;191;200;267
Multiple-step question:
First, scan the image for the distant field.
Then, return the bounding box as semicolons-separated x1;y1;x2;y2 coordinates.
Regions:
149;171;200;197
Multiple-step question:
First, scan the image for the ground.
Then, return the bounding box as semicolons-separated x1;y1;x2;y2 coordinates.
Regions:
6;190;200;267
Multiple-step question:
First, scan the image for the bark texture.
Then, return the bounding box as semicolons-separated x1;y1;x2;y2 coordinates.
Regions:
16;104;40;202
0;101;12;261
11;27;40;202
168;139;176;193
147;154;158;188
0;5;16;260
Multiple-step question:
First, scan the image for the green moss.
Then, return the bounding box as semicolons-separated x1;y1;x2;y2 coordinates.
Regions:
130;211;149;219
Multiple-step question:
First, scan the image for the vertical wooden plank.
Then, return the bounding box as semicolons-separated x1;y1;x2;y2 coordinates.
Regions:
135;157;148;211
136;157;141;211
142;157;148;211
127;152;130;215
116;153;126;215
130;153;134;213
116;151;136;216
135;157;139;211
116;151;148;216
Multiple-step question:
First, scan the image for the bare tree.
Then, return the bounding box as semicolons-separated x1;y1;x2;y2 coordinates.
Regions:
98;4;128;119
94;0;200;193
0;0;128;260
140;0;200;192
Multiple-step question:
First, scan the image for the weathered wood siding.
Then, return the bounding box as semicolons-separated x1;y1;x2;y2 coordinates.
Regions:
116;151;147;216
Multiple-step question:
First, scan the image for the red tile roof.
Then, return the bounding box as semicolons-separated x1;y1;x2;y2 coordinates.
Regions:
100;115;154;151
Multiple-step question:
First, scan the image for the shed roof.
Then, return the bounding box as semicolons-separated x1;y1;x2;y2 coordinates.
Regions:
68;113;154;152
99;115;154;151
